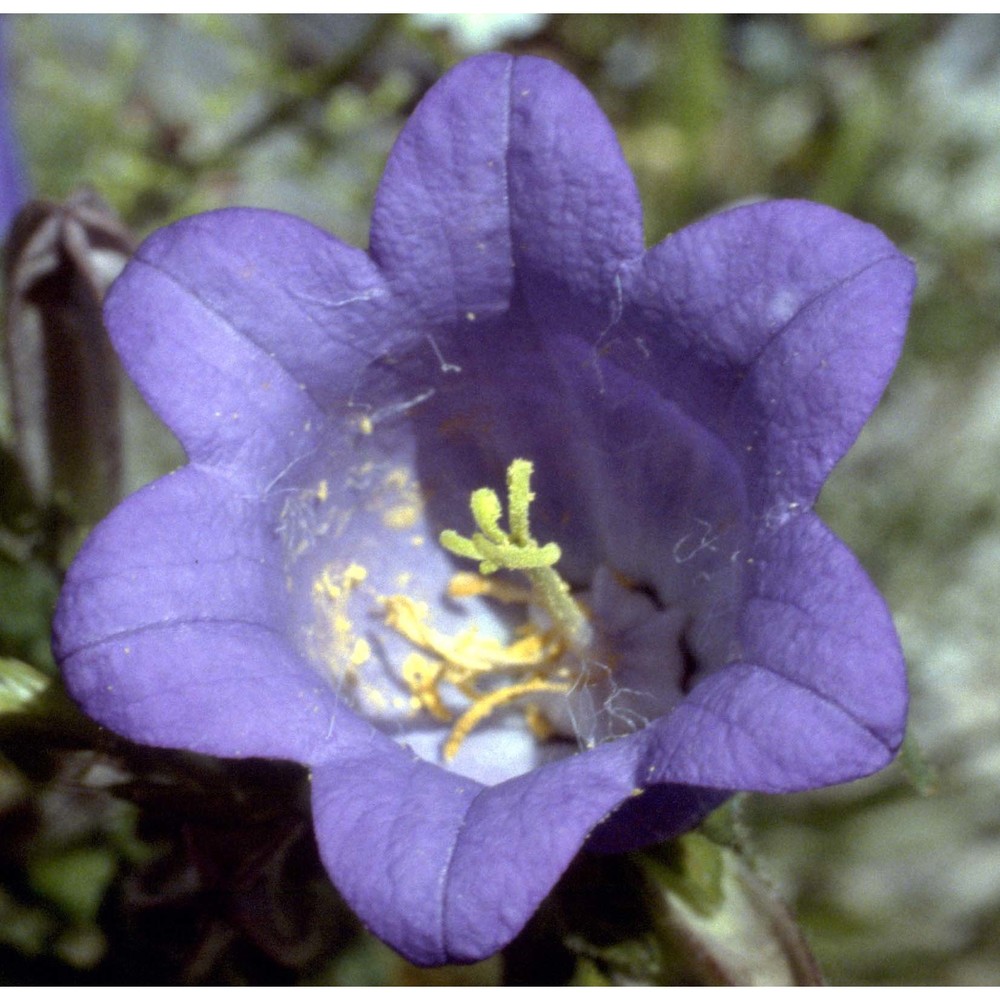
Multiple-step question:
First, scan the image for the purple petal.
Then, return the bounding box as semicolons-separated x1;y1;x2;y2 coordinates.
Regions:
624;199;916;509
369;53;515;326
504;56;644;320
585;784;732;855
54;465;358;761
310;747;483;967
105;208;390;489
434;741;641;961
0;16;27;233
636;512;905;793
371;54;643;329
740;512;906;750
312;734;641;965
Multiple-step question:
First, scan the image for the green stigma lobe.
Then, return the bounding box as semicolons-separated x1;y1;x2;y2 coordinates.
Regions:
438;459;592;650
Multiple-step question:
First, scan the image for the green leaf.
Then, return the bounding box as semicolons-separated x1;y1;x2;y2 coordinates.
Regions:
642;833;726;918
28;848;117;925
0;656;50;714
0;554;59;670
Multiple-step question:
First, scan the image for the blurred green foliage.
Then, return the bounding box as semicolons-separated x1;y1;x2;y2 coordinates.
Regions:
2;12;999;985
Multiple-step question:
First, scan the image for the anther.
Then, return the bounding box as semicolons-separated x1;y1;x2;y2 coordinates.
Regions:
442;677;573;762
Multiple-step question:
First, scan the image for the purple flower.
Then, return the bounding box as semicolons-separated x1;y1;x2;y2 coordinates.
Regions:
0;16;27;234
53;54;914;964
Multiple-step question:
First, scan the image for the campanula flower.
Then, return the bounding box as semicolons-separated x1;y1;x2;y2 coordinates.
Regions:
0;17;26;235
54;54;915;964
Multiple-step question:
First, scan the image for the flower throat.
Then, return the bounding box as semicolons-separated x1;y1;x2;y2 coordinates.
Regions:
389;459;590;761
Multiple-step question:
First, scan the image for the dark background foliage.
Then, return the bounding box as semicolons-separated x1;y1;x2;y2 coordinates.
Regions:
1;13;998;984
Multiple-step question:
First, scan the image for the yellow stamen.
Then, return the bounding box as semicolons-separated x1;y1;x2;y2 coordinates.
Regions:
401;653;452;722
443;677;573;762
383;595;558;681
445;571;532;603
374;460;596;763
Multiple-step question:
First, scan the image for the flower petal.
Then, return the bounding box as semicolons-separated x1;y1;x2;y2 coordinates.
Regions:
740;512;906;750
0;18;27;233
310;745;483;967
638;511;905;792
105;207;390;489
311;735;641;965
54;465;354;761
370;54;515;326
624;200;916;510
371;54;643;329
505;56;644;320
584;784;732;854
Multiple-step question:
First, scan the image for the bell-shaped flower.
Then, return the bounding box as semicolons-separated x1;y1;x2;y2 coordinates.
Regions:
54;54;915;965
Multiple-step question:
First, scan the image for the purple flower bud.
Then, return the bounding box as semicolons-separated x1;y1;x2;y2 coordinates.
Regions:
4;190;134;520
